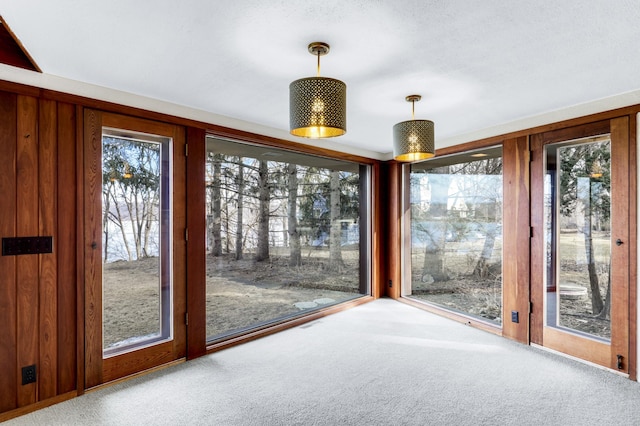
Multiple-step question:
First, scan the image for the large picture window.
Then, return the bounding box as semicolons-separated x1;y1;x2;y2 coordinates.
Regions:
204;137;369;340
407;148;503;324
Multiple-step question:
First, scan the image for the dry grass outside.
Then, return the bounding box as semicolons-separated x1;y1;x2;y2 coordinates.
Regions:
555;231;611;338
206;246;361;338
409;238;503;324
103;258;161;348
408;232;612;337
102;246;363;348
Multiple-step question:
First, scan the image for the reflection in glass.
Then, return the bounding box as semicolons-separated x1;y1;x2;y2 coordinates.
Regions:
102;132;172;355
545;136;611;340
205;138;368;340
408;150;503;324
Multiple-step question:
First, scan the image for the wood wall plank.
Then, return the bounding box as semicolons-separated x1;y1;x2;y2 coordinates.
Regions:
610;116;630;372
0;91;18;412
75;105;85;395
16;95;39;407
171;124;187;359
529;133;544;345
628;114;638;380
386;161;401;299
186;126;206;359
502;136;530;343
57;102;77;394
37;99;58;399
371;162;383;299
83;108;103;389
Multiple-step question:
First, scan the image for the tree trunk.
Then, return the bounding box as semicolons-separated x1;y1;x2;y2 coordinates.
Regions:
597;260;611;319
329;170;344;271
235;160;244;260
473;230;496;278
288;164;301;267
584;194;604;314
102;184;112;263
210;154;222;256
422;168;450;282
256;160;270;262
111;188;132;261
473;202;498;278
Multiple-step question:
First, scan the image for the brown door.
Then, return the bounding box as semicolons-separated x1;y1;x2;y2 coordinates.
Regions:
531;117;630;372
83;110;187;387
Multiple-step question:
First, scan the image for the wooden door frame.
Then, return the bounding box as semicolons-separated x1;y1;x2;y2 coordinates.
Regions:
82;109;187;388
530;117;633;373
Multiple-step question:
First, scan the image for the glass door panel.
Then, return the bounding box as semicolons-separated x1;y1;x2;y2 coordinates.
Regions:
102;132;172;356
545;136;611;340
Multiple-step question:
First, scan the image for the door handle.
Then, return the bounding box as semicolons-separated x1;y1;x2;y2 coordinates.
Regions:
616;239;623;246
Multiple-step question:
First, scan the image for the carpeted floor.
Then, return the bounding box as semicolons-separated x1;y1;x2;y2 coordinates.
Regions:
5;298;640;425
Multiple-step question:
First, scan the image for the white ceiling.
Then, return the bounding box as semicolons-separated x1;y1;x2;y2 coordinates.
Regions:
1;1;640;159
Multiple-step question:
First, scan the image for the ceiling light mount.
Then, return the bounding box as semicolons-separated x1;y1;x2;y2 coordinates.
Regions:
289;42;346;139
405;94;421;103
308;42;330;56
393;94;435;162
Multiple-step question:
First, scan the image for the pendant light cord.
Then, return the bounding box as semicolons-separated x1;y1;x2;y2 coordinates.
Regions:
411;100;415;120
317;51;321;77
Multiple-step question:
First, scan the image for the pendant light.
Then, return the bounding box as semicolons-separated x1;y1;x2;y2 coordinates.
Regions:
290;42;346;138
393;95;435;162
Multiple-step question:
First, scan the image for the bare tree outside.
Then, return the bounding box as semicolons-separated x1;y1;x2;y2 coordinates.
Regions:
235;158;244;260
256;160;270;262
329;170;344;272
102;137;161;262
206;152;223;257
288;163;302;267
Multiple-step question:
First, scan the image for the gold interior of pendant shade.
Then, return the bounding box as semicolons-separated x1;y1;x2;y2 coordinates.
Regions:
290;42;346;138
393;95;435;162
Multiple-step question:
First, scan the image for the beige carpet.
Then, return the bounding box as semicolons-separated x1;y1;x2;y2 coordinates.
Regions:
6;298;640;425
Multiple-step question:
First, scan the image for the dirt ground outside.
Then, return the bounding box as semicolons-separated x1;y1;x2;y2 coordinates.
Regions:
103;246;362;349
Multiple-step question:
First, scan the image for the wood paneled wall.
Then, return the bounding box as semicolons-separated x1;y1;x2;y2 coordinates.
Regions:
0;92;77;413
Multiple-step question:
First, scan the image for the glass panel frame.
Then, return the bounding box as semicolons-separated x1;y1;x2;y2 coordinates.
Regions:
101;127;173;358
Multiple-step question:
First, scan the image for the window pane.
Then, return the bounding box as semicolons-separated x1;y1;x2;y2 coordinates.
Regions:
545;136;611;340
408;148;503;324
102;131;172;356
205;138;368;340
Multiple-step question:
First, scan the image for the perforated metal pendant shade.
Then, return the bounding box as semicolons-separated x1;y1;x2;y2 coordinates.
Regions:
393;120;435;162
290;76;346;138
393;94;435;162
289;42;346;138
